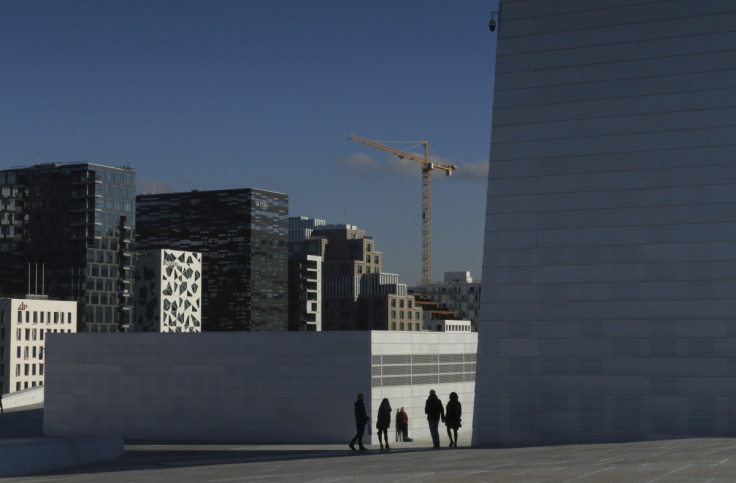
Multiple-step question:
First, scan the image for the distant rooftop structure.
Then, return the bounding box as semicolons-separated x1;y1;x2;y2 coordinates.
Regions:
444;271;473;283
288;216;326;242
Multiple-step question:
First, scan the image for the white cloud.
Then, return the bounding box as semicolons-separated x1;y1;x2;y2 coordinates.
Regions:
335;152;384;178
452;159;489;181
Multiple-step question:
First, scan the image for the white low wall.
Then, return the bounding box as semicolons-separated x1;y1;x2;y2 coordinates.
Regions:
0;436;123;478
2;386;44;410
44;331;477;445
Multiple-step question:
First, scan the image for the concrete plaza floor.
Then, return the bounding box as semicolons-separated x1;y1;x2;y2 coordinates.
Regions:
4;406;736;481
3;437;736;482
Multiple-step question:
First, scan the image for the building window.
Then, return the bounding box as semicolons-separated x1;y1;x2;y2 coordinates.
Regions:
408;312;412;320
391;299;396;307
400;323;404;331
391;322;396;330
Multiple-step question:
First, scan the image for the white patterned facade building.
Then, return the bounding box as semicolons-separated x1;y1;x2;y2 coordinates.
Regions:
133;249;202;332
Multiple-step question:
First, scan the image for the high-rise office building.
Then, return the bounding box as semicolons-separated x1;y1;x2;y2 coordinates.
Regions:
135;188;288;331
475;0;736;446
0;163;135;332
291;223;421;331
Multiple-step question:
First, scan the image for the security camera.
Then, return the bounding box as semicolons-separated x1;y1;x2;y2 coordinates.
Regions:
489;11;498;32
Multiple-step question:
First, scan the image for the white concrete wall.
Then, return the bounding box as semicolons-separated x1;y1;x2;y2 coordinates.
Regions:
474;0;736;447
1;386;43;410
370;331;476;445
43;331;476;444
44;332;371;443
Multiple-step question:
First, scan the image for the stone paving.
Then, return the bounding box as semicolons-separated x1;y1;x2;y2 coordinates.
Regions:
4;406;736;481
4;437;736;482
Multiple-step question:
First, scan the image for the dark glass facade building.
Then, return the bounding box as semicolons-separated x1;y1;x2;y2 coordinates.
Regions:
0;163;136;332
135;188;288;331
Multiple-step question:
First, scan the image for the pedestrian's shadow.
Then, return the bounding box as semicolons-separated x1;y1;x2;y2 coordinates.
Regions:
35;442;440;477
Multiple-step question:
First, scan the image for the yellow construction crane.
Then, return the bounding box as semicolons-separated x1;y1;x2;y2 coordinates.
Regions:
348;133;457;286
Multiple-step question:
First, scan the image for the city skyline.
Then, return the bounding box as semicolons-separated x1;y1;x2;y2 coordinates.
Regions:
0;0;498;285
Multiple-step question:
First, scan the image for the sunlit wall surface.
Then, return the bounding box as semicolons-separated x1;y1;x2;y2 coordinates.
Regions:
474;0;736;446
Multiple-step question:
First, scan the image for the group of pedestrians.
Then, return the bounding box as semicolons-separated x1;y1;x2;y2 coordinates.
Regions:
349;389;462;451
425;389;462;448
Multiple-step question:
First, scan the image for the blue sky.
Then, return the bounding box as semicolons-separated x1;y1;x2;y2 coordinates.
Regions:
1;0;498;285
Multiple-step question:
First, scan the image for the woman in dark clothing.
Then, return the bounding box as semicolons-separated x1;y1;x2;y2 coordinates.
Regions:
445;392;462;447
376;398;392;450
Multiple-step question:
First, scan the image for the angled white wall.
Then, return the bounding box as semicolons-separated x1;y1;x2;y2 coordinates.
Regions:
474;0;736;447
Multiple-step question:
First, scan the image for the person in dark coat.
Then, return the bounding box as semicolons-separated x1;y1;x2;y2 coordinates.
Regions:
375;398;392;450
349;393;369;451
425;389;445;448
445;392;462;447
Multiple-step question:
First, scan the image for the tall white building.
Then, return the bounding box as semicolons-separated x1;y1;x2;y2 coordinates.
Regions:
133;249;202;332
0;297;77;394
475;0;736;447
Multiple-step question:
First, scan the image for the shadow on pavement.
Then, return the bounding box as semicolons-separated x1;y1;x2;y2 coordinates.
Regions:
0;408;44;439
36;442;435;477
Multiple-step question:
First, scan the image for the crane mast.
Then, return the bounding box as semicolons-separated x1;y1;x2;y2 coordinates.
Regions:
348;134;457;285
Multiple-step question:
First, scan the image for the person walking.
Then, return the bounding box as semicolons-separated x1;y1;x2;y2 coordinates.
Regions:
445;392;462;447
425;389;445;448
349;393;369;451
396;406;409;441
376;398;392;450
